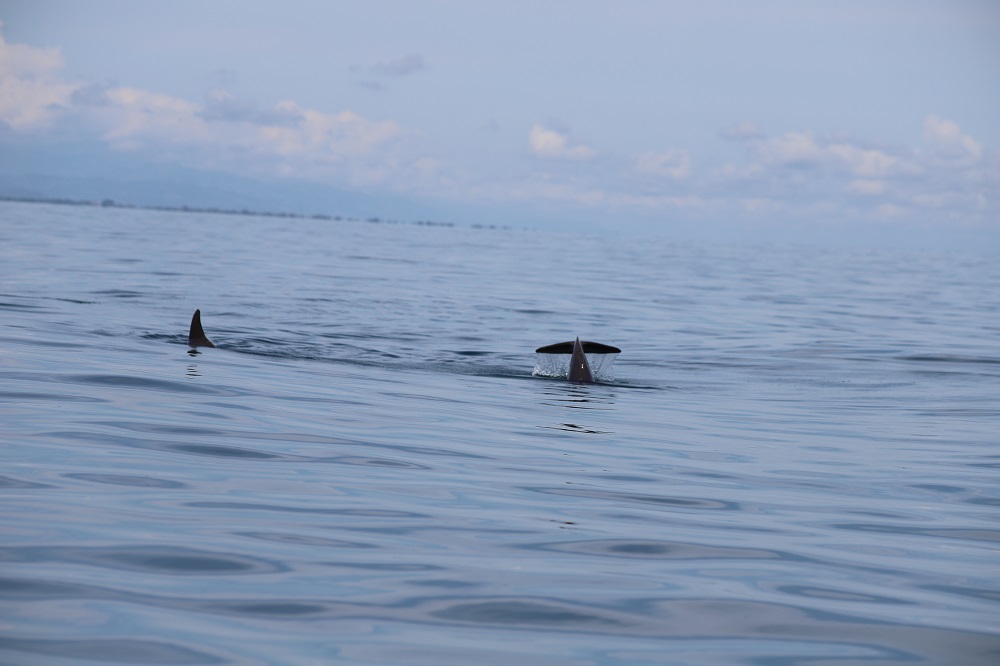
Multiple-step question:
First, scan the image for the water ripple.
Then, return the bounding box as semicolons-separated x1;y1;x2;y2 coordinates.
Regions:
0;637;225;665
3;204;998;664
63;473;187;489
0;475;52;489
524;538;797;561
65;374;232;395
0;545;285;575
186;501;428;519
522;486;739;511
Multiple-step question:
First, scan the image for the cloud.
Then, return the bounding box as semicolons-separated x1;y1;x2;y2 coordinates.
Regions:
372;53;425;78
459;115;995;231
827;142;919;178
635;149;692;180
741;197;782;214
98;87;206;149
754;131;825;167
749;130;920;179
0;25;413;187
845;179;887;196
0;24;78;129
93;86;404;184
258;106;402;161
922;113;982;166
0;21;62;76
713;117;996;226
354;53;426;89
70;82;114;107
528;124;595;160
199;90;303;127
721;121;764;141
1;25;994;235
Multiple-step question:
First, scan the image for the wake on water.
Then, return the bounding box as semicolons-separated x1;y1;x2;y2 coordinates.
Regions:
178;331;620;382
182;309;622;382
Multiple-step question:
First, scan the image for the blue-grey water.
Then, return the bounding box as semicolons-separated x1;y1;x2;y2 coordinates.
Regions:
1;200;998;665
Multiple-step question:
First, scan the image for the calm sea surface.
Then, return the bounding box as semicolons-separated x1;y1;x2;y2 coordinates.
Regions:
1;200;998;665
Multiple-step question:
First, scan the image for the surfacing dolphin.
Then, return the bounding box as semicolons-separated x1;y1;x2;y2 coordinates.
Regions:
535;338;621;383
187;309;216;348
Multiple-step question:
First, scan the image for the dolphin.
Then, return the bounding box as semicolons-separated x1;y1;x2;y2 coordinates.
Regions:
187;309;216;348
535;338;621;383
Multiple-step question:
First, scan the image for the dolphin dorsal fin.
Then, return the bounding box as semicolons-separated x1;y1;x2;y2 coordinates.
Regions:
187;309;216;348
568;336;594;382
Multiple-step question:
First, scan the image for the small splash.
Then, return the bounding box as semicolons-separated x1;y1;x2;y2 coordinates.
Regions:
533;352;619;382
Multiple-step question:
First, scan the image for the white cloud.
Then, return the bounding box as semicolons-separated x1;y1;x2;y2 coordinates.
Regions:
922;114;981;166
721;121;764;141
621;193;707;210
740;197;782;213
1;25;996;234
874;203;907;219
749;130;921;179
755;131;825;166
828;143;918;178
91;88;405;184
486;180;605;206
715;162;764;181
529;124;595;160
0;25;411;187
845;179;887;196
702;117;997;228
99;87;207;149
0;24;78;129
635;149;691;180
507;116;994;229
0;21;62;76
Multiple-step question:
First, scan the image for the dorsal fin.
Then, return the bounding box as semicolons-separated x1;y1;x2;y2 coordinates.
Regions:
568;337;594;382
187;309;216;348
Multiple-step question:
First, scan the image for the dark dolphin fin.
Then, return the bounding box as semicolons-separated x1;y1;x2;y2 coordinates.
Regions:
568;337;594;382
187;309;216;348
535;341;621;354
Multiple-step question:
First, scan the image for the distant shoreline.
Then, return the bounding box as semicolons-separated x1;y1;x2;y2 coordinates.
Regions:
0;194;517;230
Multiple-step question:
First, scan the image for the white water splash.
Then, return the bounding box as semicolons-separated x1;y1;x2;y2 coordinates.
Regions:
532;352;618;382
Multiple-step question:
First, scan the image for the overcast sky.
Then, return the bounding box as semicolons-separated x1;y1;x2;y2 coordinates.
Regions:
1;1;997;247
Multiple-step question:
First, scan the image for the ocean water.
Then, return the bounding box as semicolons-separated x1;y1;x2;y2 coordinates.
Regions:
1;200;998;665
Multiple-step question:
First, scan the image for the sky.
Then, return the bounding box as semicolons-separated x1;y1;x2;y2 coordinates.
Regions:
1;0;998;248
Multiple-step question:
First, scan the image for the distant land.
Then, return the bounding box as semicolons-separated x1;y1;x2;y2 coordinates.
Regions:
0;194;518;231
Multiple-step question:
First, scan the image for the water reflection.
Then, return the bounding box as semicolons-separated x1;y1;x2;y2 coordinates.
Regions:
539;385;617;407
537;384;617;434
540;422;610;434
